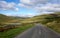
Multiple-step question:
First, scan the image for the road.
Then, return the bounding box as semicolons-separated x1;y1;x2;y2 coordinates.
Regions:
14;24;60;38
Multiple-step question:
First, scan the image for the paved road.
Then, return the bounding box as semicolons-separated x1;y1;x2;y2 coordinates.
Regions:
14;24;60;38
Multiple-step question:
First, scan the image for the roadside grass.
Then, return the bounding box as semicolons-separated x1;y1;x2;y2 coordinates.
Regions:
46;22;60;33
0;24;34;38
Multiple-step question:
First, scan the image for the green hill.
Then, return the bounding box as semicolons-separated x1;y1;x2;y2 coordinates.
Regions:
32;12;60;33
0;14;11;23
23;12;60;33
0;14;26;24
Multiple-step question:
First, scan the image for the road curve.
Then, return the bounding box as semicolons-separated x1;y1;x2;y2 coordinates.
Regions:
14;24;60;38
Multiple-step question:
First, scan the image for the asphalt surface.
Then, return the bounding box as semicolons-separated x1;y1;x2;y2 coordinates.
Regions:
14;24;60;38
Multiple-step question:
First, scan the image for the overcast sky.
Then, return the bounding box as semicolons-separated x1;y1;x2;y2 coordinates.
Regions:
0;0;60;17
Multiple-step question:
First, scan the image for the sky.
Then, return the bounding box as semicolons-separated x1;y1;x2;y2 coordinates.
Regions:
0;0;60;17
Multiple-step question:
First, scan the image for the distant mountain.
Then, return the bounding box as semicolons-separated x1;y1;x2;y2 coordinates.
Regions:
9;16;30;19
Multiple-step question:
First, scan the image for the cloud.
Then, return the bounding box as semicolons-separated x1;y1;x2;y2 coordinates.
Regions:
18;3;33;8
35;3;60;12
15;8;19;11
0;1;19;11
20;0;48;8
19;0;48;9
20;0;47;5
19;0;60;14
20;0;32;5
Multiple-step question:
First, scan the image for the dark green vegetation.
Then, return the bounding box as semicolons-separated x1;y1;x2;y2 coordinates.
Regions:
0;24;34;38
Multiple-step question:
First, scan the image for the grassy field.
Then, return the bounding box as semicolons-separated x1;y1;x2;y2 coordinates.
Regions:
0;24;34;38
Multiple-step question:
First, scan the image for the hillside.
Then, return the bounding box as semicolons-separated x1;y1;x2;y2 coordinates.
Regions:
0;12;60;33
33;12;60;33
0;14;11;23
0;14;26;24
0;12;60;38
23;12;60;33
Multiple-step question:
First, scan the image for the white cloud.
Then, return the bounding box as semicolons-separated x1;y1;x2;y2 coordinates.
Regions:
37;11;53;15
18;3;25;7
20;0;47;5
18;3;32;8
19;0;60;14
15;8;19;11
19;0;48;8
20;0;32;5
35;3;60;12
0;1;19;11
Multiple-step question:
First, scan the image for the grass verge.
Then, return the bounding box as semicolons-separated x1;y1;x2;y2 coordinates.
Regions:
0;24;34;38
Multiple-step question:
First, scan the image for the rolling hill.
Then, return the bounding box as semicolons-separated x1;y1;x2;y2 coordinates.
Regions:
22;12;60;33
0;14;11;23
0;12;60;33
0;14;27;24
32;12;60;33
